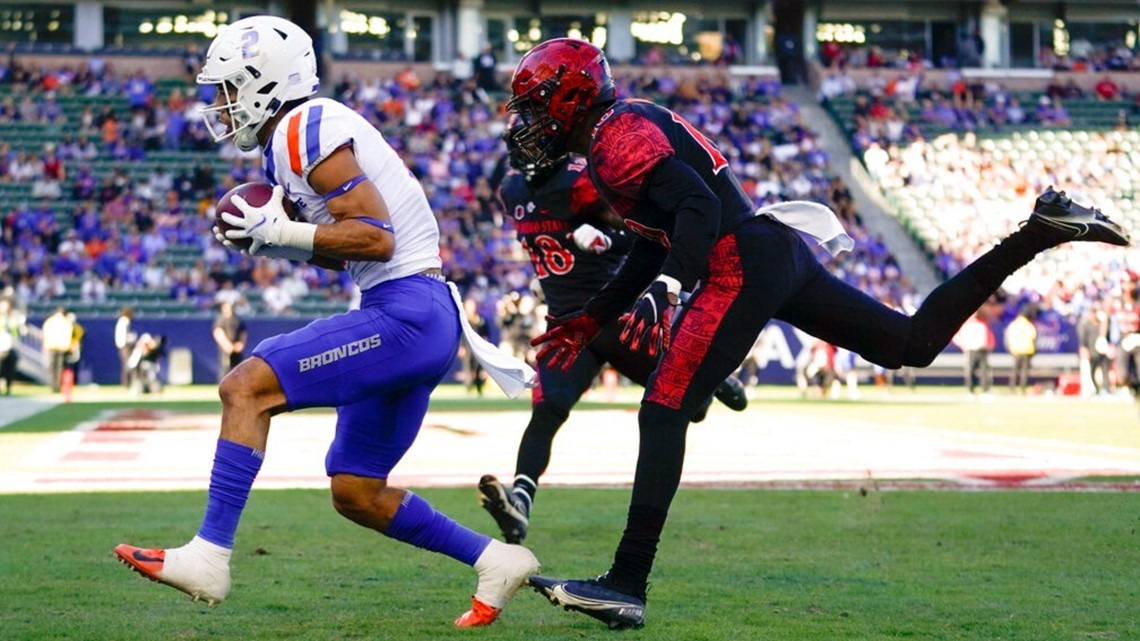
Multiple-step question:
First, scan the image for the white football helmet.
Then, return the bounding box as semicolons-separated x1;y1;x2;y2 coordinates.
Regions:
197;15;319;151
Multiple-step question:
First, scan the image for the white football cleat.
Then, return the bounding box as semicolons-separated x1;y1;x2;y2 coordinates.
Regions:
454;539;540;626
115;536;232;605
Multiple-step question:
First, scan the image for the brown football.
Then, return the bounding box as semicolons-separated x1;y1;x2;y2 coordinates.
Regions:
214;182;296;250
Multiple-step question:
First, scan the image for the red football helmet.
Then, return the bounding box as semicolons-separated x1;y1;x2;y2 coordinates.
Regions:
506;38;616;175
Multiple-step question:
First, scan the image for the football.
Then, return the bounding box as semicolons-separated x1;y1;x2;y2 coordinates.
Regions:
214;182;295;250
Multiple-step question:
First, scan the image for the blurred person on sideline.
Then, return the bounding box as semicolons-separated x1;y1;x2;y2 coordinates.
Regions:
66;312;85;383
1079;307;1114;395
0;298;24;395
1004;306;1037;394
212;301;248;382
114;307;136;387
41;306;73;393
953;311;994;396
462;297;490;396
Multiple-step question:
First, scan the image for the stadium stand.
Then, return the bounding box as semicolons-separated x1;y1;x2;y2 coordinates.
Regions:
6;53;1082;387
1;59;913;323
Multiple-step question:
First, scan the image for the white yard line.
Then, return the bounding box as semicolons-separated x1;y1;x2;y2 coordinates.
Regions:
1;407;1138;494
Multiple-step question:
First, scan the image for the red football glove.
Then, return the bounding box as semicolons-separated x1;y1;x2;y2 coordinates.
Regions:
530;311;602;372
618;280;678;357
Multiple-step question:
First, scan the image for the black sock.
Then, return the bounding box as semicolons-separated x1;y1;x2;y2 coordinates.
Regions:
514;402;569;488
904;225;1054;366
608;402;689;591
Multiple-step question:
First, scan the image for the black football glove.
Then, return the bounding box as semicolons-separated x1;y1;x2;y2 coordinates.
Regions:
619;278;680;357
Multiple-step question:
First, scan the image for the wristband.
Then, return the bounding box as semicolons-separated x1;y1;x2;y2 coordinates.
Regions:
657;275;682;304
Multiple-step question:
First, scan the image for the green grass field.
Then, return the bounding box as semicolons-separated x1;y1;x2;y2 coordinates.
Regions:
2;489;1138;640
1;387;1139;640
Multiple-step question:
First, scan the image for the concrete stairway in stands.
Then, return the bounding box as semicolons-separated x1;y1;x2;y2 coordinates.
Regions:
784;85;942;295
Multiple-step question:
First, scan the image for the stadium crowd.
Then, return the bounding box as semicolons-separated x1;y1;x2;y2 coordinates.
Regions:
0;58;917;368
819;38;1140;73
862;129;1139;391
0;51;1134;393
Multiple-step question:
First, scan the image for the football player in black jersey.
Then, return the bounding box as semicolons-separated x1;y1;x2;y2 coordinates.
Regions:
478;123;748;546
509;38;1130;629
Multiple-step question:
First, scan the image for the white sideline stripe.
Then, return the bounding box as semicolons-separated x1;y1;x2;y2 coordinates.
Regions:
0;399;58;429
1;407;1139;494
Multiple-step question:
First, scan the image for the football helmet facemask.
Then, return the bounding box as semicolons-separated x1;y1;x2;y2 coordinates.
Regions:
506;38;615;177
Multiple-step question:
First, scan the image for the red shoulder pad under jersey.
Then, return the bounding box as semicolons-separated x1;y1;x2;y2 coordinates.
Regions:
569;168;605;216
590;109;674;199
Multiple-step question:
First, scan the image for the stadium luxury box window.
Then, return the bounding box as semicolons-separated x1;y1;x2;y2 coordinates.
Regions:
335;9;435;62
0;4;73;44
103;7;233;50
630;11;747;64
508;14;607;55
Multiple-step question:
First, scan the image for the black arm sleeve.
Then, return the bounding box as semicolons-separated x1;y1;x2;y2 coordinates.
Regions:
584;237;669;324
644;158;721;291
607;229;634;254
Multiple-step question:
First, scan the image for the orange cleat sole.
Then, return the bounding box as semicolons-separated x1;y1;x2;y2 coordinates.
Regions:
454;597;501;627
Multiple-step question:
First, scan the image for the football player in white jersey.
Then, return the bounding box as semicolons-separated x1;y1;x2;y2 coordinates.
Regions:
114;15;538;627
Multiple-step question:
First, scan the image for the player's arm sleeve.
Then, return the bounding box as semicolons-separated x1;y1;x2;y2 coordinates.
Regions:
583;236;668;324
606;226;634;254
644;157;721;291
307;254;347;271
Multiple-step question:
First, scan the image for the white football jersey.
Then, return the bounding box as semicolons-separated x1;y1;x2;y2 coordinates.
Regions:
264;97;441;290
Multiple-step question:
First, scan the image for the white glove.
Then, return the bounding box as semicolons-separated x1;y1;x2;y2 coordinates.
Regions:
213;225;246;254
221;184;316;260
213;225;315;262
571;223;612;254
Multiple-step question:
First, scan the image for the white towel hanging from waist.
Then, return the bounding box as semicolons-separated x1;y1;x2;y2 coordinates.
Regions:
756;201;854;257
446;282;536;398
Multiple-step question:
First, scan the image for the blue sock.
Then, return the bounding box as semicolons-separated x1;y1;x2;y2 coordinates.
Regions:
385;491;491;566
197;439;264;548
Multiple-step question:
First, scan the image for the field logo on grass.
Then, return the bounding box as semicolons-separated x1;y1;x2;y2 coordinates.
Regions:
299;334;383;372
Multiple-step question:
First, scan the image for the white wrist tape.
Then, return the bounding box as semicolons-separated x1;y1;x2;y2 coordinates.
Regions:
656;274;682;298
278;220;317;252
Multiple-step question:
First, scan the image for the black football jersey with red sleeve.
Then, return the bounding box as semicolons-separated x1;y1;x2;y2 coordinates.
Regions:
587;99;756;291
500;154;627;317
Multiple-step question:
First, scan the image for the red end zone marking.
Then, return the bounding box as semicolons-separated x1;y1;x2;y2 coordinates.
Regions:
61;451;140;462
963;472;1047;485
94;422;160;431
93;410;167;431
82;432;145;444
89;410;215;433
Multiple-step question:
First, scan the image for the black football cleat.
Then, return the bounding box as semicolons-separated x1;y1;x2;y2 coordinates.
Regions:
478;474;529;544
714;376;749;412
530;574;646;629
1027;187;1129;247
